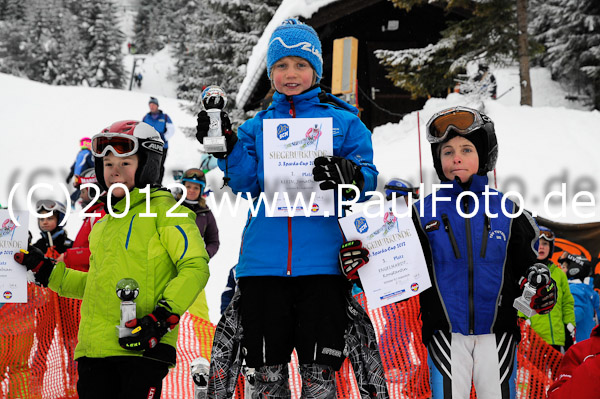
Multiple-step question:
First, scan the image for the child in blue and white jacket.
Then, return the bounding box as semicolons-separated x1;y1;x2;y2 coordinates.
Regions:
196;18;377;398
560;253;600;342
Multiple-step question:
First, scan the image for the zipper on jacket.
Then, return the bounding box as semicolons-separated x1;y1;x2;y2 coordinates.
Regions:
464;198;475;335
287;217;293;275
480;214;491;258
548;313;555;344
441;214;460;259
286;97;295;274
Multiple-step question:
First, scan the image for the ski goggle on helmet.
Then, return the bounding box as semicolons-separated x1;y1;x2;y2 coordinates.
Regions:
539;229;555;241
36;199;66;214
91;121;162;158
426;106;490;144
182;168;206;188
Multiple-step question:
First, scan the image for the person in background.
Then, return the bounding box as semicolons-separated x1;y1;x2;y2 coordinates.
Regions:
66;137;95;205
180;168;220;347
142;96;174;183
559;252;600;343
520;226;576;352
220;265;237;315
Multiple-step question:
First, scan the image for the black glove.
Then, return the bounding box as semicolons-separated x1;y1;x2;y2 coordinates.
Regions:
520;265;557;315
13;245;55;287
312;156;364;200
195;110;238;159
339;240;369;281
119;302;180;351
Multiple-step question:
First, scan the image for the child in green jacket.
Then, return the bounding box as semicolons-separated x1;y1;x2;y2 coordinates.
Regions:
16;120;210;398
520;226;575;351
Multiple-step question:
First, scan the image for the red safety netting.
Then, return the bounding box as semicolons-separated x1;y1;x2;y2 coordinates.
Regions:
0;289;563;399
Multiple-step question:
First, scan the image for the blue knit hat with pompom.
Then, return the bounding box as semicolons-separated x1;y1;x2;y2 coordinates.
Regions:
267;18;323;82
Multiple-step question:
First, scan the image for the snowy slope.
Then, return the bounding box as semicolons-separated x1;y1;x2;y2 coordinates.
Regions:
2;63;600;323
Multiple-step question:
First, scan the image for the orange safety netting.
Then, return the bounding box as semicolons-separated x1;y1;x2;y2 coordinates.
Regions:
1;289;563;399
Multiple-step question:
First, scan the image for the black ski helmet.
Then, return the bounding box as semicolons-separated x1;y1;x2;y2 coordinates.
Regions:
92;120;164;192
427;107;498;182
562;254;592;281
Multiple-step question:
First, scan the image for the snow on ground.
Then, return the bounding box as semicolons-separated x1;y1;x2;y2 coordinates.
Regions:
2;55;600;323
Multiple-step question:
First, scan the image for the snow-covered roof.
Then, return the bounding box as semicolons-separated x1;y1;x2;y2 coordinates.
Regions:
236;0;340;109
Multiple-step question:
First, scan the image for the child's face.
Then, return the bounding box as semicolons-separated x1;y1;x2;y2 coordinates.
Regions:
559;262;568;274
537;239;551;260
271;56;315;96
103;153;139;198
39;210;58;232
184;181;202;201
440;136;479;183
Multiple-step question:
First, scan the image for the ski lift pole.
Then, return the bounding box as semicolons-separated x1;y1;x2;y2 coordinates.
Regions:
128;57;144;91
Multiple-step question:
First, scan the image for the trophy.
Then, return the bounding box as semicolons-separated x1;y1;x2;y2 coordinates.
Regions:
116;278;139;338
191;356;210;399
513;263;550;317
201;85;228;153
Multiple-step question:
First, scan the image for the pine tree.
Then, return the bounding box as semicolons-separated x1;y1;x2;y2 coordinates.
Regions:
172;0;280;122
79;0;126;88
133;0;170;54
531;0;600;109
376;0;541;100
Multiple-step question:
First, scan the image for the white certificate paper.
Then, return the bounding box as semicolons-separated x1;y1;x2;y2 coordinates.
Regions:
338;200;431;309
0;210;29;303
263;118;334;217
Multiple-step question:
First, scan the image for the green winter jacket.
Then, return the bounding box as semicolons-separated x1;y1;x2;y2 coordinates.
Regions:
520;262;575;346
48;188;210;364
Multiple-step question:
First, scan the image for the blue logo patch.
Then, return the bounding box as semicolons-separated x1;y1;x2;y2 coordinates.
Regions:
277;124;290;140
355;217;368;234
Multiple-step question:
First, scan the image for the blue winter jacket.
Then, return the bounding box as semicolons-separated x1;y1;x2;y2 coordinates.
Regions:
143;111;173;148
417;175;539;339
74;149;94;176
218;87;377;278
569;279;600;342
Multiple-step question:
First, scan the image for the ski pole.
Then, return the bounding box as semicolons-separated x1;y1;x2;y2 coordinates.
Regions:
496;86;515;100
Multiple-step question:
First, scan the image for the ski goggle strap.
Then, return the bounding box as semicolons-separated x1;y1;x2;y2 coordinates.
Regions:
426;107;485;144
91;133;139;157
539;230;555;241
36;199;62;213
182;178;206;188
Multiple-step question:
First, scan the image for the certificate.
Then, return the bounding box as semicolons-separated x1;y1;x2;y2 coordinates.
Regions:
338;200;431;309
0;210;29;303
263;118;334;217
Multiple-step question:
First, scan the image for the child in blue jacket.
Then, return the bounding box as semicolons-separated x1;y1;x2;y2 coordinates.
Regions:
339;107;558;399
196;18;377;398
561;253;600;342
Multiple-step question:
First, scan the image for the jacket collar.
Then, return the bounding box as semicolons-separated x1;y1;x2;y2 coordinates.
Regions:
441;174;489;196
271;87;321;113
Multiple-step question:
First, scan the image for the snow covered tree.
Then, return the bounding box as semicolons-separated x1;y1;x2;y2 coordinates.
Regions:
377;0;541;102
531;0;600;109
172;0;280;122
79;0;126;88
133;0;171;54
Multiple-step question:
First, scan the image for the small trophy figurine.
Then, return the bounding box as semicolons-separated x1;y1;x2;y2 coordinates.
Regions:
116;278;139;338
201;85;228;153
513;263;550;317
